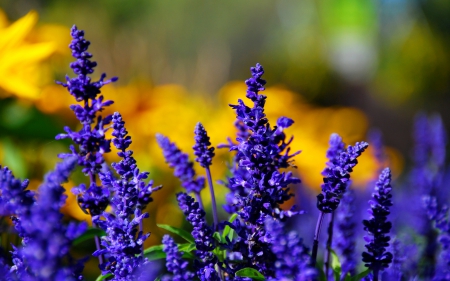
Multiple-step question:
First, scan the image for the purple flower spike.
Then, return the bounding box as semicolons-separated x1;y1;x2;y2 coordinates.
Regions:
219;64;302;276
264;218;316;280
18;157;87;281
162;235;194;281
94;113;159;279
157;134;205;194
0;166;34;217
193;122;215;168
245;63;266;101
317;136;368;213
56;26;117;223
59;25;117;106
176;192;215;259
362;168;393;279
334;189;357;276
423;196;450;278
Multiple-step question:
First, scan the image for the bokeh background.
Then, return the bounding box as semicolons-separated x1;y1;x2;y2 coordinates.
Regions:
0;0;449;279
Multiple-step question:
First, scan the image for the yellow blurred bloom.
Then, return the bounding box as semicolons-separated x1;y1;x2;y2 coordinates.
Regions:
0;10;58;99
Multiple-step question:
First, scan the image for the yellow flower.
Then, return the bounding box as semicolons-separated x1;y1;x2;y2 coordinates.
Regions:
0;10;56;99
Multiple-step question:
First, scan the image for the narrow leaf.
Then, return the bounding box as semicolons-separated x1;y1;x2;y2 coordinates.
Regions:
330;249;341;270
222;213;238;239
235;267;265;280
144;245;165;261
95;273;112;281
213;232;224;243
352;269;371;281
157;224;195;243
73;228;106;246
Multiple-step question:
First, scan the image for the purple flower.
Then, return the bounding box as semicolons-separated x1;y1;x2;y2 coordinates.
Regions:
317;136;368;213
94;113;159;280
58;26;117;108
157;134;205;194
162;235;194;281
368;129;386;168
56;25;117;216
333;189;357;276
423;196;450;279
221;63;301;276
194;122;215;168
176;193;215;259
362;168;393;278
197;263;221;281
264;218;316;280
0;166;34;219
16;157;87;281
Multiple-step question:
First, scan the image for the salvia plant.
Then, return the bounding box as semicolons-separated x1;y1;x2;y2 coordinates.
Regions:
0;25;450;281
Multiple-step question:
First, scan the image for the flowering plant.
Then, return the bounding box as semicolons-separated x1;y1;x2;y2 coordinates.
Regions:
0;26;449;281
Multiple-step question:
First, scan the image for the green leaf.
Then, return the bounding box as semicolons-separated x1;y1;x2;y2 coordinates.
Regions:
222;213;238;240
330;249;342;280
73;228;106;246
344;272;352;281
330;249;341;270
2;138;26;178
213;232;224;243
144;245;166;261
181;251;196;260
235;267;265;280
144;244;164;254
157;224;195;243
178;243;196;253
144;243;197;261
95;273;112;281
316;261;326;281
351;269;371;281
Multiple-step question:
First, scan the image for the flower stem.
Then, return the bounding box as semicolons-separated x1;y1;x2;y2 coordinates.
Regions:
373;269;379;281
324;211;335;279
195;192;204;210
92;221;104;265
311;211;325;267
139;220;144;255
89;173;104;266
205;167;219;230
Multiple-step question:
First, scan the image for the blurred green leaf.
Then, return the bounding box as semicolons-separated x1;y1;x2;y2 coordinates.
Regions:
73;228;106;246
2;138;26;178
157;224;194;243
330;249;342;281
352;269;370;281
95;273;112;281
235;267;265;280
222;213;237;241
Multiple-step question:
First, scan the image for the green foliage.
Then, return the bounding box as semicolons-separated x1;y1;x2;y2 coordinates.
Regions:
330;249;342;281
350;269;371;281
157;223;195;243
95;273;112;281
72;227;106;246
143;242;197;261
235;267;266;280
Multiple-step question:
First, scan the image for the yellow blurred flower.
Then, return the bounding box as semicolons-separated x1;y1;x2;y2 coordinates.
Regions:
0;10;59;99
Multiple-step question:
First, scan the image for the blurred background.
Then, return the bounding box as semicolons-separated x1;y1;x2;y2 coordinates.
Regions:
0;0;449;278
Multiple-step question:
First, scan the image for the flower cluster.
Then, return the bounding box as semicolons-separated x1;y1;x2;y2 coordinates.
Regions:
193;122;215;168
93;112;159;280
1;157;86;280
334;189;357;276
362;168;393;279
56;25;116;216
317;135;368;213
157;134;205;203
3;24;450;281
162;235;195;281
